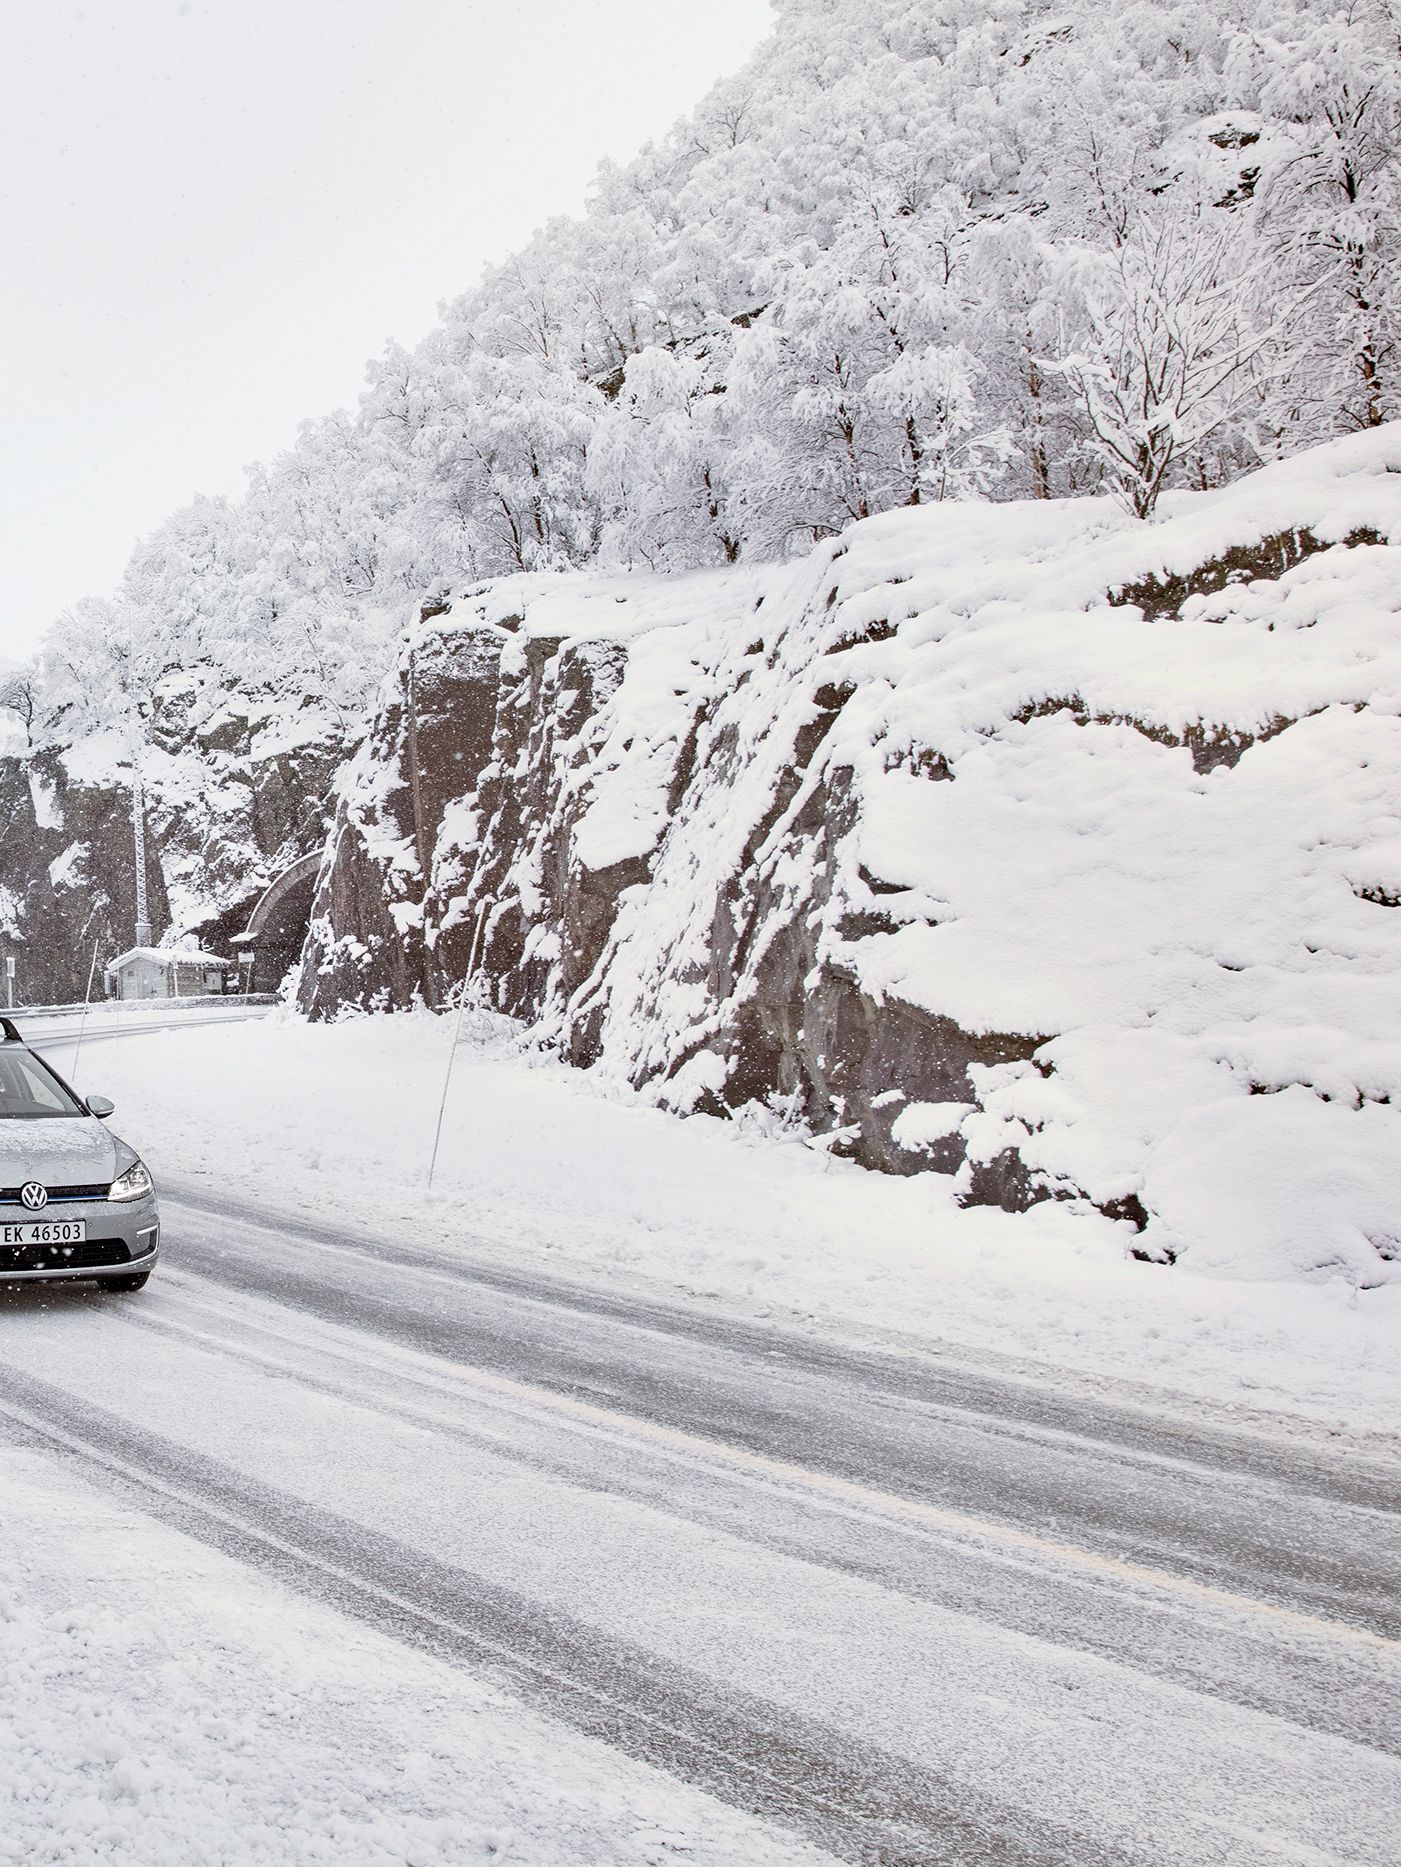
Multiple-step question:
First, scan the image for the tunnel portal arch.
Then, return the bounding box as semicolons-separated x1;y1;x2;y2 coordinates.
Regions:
236;851;323;993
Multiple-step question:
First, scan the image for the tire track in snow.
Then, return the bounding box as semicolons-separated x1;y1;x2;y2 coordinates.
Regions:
159;1185;1401;1640
160;1178;1401;1503
121;1275;1401;1759
0;1368;1114;1867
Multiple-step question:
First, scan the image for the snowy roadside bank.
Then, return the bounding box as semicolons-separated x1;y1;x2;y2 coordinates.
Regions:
86;1012;1401;1449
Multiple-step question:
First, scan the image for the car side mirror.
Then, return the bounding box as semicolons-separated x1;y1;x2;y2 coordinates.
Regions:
86;1094;115;1119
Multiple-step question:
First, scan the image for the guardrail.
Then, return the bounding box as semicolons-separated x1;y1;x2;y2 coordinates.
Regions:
10;994;278;1019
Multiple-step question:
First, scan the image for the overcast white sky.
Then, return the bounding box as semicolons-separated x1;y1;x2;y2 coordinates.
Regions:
0;0;773;661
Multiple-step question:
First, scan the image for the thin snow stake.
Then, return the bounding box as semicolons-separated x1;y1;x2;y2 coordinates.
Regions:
68;935;102;1084
427;899;490;1190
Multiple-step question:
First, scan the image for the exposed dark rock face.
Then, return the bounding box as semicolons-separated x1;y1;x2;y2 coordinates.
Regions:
299;617;509;1018
0;752;171;1005
293;578;1054;1200
424;632;637;1021
0;685;345;1005
1107;525;1383;620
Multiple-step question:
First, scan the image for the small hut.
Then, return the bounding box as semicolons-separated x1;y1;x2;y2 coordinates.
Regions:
105;946;235;1001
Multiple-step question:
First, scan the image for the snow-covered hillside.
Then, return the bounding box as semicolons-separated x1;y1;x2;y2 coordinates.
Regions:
5;0;1397;1019
302;428;1401;1287
6;0;1399;781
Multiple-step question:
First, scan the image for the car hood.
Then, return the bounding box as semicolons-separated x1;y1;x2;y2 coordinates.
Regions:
0;1118;118;1187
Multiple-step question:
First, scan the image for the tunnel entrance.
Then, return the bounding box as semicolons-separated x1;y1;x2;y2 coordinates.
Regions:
233;852;322;994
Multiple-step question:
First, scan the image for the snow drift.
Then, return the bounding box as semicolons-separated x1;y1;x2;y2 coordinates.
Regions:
301;428;1401;1285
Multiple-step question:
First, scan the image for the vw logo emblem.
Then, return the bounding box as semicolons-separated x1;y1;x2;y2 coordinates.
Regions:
20;1182;48;1212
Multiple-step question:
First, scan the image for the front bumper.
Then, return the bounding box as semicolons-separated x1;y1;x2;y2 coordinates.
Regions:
0;1194;159;1283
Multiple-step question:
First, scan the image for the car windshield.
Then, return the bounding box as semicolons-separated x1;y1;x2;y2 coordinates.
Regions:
0;1049;86;1119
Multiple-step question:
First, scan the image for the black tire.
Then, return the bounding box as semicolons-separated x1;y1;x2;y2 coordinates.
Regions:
103;1270;151;1292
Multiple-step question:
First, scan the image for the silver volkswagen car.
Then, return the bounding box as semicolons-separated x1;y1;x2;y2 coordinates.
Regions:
0;1018;158;1290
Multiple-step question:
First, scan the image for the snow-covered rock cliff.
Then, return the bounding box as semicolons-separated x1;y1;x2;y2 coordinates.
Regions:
300;429;1401;1283
0;673;347;1004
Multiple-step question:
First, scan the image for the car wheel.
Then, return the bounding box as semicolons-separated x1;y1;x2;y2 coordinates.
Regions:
103;1270;152;1292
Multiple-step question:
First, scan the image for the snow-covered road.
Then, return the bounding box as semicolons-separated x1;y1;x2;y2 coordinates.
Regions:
2;1167;1399;1854
2;1012;1398;1862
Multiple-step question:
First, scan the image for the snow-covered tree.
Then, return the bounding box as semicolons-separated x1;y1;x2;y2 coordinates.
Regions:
591;341;742;570
20;0;1399;745
1236;4;1401;437
0;670;37;750
1047;211;1275;517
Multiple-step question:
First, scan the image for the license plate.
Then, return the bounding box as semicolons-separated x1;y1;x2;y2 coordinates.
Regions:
1;1220;87;1246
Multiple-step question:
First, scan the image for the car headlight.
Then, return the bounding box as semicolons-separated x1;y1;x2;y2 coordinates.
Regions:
109;1161;154;1202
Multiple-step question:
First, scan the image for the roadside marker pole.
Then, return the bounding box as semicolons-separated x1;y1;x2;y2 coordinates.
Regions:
69;936;102;1084
427;899;490;1190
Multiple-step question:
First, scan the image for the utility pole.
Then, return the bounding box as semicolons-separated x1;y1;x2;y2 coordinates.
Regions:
132;767;152;947
405;650;431;883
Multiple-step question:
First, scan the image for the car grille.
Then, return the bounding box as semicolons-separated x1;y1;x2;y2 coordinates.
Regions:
0;1240;132;1273
0;1183;110;1205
